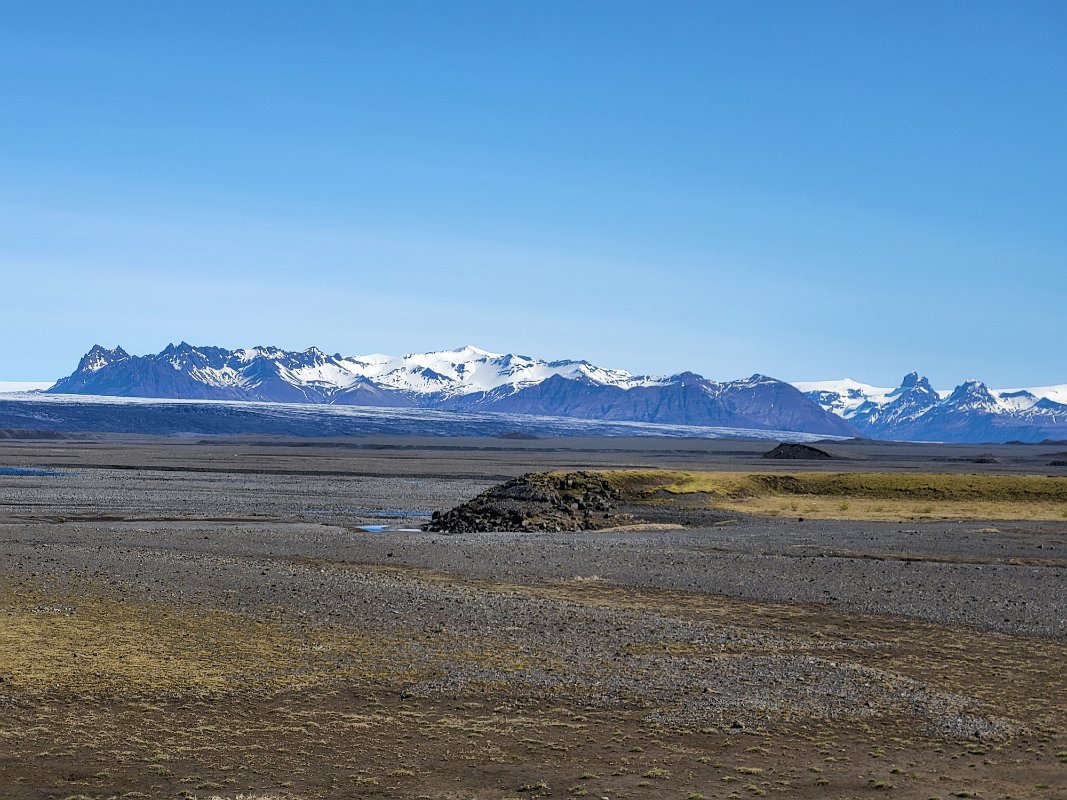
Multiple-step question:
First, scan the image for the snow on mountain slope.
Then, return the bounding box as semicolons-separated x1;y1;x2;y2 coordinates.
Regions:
995;384;1067;410
791;379;895;418
337;345;661;396
46;343;1064;442
799;377;1067;416
52;343;692;400
47;343;856;437
795;374;1067;442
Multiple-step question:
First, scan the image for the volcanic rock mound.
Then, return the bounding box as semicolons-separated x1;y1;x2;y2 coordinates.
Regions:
424;471;634;533
762;442;836;460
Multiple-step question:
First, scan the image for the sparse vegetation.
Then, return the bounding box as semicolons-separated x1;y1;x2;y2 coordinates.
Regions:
572;469;1067;521
3;444;1064;798
518;780;551;792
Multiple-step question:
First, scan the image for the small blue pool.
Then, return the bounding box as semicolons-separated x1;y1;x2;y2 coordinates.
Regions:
0;466;67;477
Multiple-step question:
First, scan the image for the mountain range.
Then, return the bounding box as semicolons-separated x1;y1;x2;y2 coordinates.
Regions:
47;343;854;435
796;374;1067;444
39;343;1067;443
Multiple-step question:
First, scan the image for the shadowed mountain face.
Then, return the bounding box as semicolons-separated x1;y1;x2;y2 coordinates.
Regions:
446;374;855;435
46;343;856;437
801;374;1067;444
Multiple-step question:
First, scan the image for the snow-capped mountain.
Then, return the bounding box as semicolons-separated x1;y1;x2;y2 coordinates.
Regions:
51;344;671;402
43;345;1066;442
47;343;856;436
796;374;1067;443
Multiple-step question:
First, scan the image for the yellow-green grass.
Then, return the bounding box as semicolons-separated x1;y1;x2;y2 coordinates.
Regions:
0;587;416;697
0;585;545;699
581;470;1067;522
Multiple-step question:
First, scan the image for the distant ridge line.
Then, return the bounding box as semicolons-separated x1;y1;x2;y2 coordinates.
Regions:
30;343;1067;443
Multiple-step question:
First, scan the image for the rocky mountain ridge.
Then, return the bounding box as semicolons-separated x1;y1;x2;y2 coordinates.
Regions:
796;374;1067;443
46;343;854;436
39;344;1067;442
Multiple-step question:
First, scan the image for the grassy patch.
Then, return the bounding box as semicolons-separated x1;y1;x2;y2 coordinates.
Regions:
0;587;434;698
0;592;314;696
578;469;1067;521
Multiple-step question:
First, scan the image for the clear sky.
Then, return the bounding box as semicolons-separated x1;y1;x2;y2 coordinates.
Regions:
1;0;1064;388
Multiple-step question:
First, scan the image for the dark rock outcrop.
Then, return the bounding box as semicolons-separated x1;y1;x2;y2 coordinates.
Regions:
0;428;79;440
424;471;634;533
762;443;836;460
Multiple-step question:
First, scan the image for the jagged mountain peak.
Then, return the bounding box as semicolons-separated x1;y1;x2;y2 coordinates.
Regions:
797;374;1067;442
888;372;937;399
77;344;130;373
944;379;997;409
86;343;129;357
949;379;992;397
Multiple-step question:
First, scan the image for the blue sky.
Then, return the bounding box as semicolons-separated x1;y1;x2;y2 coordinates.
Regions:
1;0;1064;387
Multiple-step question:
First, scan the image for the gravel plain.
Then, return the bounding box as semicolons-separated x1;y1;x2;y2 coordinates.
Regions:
0;435;1064;799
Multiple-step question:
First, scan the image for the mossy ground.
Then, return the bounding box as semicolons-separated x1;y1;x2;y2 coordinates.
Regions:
582;469;1067;521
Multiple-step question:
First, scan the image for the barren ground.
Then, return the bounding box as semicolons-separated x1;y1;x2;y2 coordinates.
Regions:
0;436;1064;800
